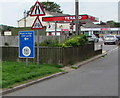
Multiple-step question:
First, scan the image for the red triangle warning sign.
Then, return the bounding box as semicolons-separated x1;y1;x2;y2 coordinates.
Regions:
30;1;45;16
31;16;44;29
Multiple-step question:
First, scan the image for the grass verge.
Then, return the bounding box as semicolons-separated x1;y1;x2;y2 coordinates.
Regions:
1;61;63;88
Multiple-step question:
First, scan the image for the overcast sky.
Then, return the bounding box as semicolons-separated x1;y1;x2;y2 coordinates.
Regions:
0;0;119;27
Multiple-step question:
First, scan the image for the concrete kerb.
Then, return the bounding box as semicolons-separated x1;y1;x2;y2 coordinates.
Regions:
1;71;68;95
1;51;107;95
72;51;107;68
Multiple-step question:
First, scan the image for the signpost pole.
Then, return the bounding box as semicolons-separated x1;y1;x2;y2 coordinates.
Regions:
30;1;46;66
24;10;28;67
26;57;28;66
37;30;40;65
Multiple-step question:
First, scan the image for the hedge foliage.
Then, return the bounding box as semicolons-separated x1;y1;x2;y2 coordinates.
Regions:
60;34;88;47
37;34;88;47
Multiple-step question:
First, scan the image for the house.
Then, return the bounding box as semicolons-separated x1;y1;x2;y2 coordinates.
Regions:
18;11;69;28
18;10;101;36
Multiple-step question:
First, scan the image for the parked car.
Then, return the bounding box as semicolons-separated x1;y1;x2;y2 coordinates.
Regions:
104;35;118;45
116;35;120;45
87;35;99;43
116;35;120;40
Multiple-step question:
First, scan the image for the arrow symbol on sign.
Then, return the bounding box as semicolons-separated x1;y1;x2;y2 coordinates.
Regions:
24;38;29;40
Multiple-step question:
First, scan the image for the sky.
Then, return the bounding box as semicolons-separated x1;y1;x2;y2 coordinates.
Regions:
0;0;119;27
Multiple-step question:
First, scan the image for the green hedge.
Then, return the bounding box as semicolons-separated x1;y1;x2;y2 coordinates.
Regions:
38;34;88;47
60;34;88;47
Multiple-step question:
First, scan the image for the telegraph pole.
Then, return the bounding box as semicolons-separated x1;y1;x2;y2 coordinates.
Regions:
75;0;79;35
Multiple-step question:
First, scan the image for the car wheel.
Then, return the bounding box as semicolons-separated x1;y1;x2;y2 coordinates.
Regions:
97;40;99;42
104;43;107;45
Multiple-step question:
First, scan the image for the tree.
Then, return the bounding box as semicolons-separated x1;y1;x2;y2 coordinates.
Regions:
106;20;120;27
106;20;116;27
0;25;14;35
27;2;63;16
41;2;63;13
115;23;120;27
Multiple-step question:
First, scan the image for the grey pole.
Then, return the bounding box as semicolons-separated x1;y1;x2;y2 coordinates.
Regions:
55;21;57;36
24;10;28;67
24;10;26;27
75;0;79;35
37;30;40;65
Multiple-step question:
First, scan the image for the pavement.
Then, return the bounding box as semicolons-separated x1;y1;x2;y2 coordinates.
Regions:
1;50;107;95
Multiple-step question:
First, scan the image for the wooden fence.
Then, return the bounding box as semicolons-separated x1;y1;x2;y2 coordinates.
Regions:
1;43;102;65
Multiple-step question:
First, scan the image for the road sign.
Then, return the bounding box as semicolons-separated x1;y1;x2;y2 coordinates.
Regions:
30;1;45;16
19;31;34;58
31;16;44;29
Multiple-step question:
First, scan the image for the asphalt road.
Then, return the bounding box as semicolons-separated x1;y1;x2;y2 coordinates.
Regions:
5;44;118;96
95;41;118;51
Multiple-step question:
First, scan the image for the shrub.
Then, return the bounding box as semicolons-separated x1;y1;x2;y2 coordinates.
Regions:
60;34;88;47
38;34;88;47
40;39;59;47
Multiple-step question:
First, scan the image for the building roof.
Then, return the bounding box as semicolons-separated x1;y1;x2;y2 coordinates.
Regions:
82;23;101;28
97;24;110;28
17;11;68;22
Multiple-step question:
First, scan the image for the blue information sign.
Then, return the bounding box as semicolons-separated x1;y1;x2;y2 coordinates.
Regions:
19;31;34;58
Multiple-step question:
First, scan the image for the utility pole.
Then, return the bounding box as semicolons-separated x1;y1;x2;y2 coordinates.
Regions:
75;0;79;35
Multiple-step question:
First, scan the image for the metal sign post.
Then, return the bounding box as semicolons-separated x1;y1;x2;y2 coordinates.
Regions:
24;10;28;66
30;1;45;65
26;57;28;67
31;16;44;65
37;30;40;65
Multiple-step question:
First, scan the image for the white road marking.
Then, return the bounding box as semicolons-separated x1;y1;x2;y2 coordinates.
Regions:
107;47;118;54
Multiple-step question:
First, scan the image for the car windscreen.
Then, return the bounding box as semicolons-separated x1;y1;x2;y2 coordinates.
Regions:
106;36;114;38
116;36;120;38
